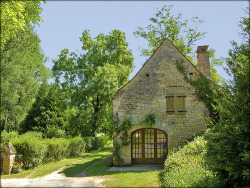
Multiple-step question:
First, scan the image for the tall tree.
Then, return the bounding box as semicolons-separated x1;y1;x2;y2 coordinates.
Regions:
0;1;50;131
205;12;250;186
52;30;134;136
134;4;223;83
0;0;44;50
20;83;69;138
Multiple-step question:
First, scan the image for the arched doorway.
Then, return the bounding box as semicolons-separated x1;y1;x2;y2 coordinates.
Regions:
131;128;168;164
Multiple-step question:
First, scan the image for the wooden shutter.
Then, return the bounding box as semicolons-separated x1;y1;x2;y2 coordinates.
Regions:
166;96;174;113
177;96;186;112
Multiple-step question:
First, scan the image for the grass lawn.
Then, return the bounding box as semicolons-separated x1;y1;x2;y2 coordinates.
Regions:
1;146;112;179
82;154;161;187
1;144;161;187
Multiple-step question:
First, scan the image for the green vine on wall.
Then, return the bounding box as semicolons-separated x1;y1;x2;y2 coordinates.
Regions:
144;113;156;128
113;140;124;166
113;114;156;166
174;60;220;121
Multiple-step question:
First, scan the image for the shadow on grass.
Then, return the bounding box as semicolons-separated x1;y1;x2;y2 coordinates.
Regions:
63;158;101;177
62;145;160;178
63;146;113;177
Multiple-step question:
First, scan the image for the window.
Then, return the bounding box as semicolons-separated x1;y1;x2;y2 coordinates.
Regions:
165;94;186;114
189;72;194;79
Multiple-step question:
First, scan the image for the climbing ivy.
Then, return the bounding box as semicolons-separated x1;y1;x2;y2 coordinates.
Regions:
113;114;156;166
113;140;124;166
144;113;156;128
174;60;220;121
113;117;132;166
114;117;132;146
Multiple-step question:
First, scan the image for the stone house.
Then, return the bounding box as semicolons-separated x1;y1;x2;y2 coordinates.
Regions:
112;38;211;166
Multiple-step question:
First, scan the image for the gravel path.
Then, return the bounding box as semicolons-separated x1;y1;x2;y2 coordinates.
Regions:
0;166;106;187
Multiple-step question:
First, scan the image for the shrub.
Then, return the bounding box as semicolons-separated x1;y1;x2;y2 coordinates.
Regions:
68;137;86;157
11;132;47;169
44;138;69;162
46;126;67;138
0;130;19;147
83;136;109;152
160;136;224;187
2;130;108;170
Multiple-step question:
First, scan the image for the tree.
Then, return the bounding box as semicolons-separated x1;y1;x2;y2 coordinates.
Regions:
134;4;223;83
1;25;50;131
52;30;134;137
0;0;44;50
20;83;69;138
205;12;250;186
0;0;49;131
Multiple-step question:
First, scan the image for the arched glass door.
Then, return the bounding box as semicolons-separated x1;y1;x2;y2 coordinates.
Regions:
131;128;168;164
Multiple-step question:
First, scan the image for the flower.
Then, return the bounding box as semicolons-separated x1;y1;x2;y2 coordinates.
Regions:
12;162;24;170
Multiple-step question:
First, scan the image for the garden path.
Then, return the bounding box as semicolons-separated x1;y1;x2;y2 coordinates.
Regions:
0;166;106;187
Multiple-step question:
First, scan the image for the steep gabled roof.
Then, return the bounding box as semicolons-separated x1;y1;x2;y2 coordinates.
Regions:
112;38;213;100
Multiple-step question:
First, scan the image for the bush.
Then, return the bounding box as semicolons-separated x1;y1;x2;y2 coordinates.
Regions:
83;136;109;152
160;136;224;187
0;130;19;147
68;137;86;157
44;138;69;162
46;126;67;138
11;132;47;169
2;130;109;170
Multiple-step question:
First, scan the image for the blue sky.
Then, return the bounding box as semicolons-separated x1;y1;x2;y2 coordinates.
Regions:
35;1;248;81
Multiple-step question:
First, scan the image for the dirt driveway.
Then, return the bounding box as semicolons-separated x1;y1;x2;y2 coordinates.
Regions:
0;167;106;187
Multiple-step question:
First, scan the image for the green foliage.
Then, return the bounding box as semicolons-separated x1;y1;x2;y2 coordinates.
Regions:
52;29;134;136
83;136;109;152
115;117;132;146
44;138;69;162
160;136;224;187
205;13;250;187
134;5;206;58
68;137;86;157
134;4;222;84
113;141;124;166
174;60;219;121
144;113;155;127
112;117;133;166
11;132;46;169
0;0;49;131
19;83;69;137
0;0;44;50
0;130;19;147
1;23;50;132
2;131;109;169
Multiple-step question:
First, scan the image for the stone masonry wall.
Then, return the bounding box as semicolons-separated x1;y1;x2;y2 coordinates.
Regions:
113;39;209;165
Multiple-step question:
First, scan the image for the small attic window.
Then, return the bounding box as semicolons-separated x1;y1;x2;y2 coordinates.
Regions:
146;74;149;77
189;73;193;76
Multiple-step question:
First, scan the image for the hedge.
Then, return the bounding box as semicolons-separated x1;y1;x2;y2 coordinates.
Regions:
1;131;109;169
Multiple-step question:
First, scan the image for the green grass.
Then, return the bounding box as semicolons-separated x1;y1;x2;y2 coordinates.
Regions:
83;154;161;187
1;143;161;187
63;148;112;177
1;145;112;179
61;146;161;187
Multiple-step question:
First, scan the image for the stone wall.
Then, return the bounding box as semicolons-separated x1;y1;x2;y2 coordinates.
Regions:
0;142;16;174
113;39;210;166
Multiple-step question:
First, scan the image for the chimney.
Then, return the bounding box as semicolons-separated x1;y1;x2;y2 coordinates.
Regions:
197;45;210;79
